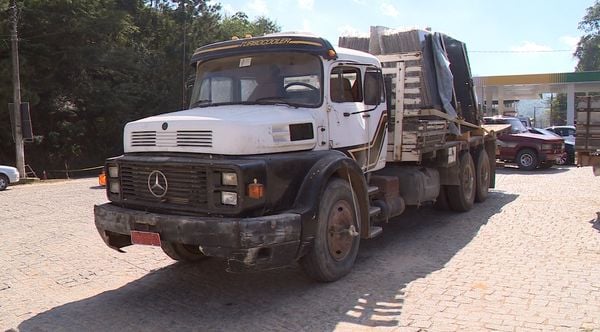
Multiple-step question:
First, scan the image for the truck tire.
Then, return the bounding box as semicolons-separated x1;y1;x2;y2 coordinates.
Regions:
447;152;476;212
300;178;360;282
161;242;208;262
0;174;8;191
474;149;491;203
516;148;538;171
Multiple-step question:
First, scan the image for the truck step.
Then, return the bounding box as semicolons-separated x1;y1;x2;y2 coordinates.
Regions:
367;226;383;238
367;186;379;197
369;206;381;218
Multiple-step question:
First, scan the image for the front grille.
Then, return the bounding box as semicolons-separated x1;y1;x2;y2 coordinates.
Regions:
120;162;209;211
131;131;156;147
131;130;212;148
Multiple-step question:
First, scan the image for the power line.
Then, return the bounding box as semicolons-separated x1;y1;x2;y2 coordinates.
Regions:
470;49;573;53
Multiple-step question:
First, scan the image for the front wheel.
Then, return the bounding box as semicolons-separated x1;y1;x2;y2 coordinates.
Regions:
161;242;208;262
516;148;539;171
300;178;360;282
0;174;8;191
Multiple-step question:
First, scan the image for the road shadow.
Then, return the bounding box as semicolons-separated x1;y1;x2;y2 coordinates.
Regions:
591;212;600;232
496;165;570;175
17;191;518;332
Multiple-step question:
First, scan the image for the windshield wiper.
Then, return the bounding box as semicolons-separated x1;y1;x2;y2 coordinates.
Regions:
254;96;287;103
190;99;212;108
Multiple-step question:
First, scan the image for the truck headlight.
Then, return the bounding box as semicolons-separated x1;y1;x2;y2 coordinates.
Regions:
109;181;121;194
541;144;554;151
108;165;119;177
221;191;238;206
221;172;238;186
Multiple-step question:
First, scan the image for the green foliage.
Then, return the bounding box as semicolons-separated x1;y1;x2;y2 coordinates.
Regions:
549;94;567;126
575;1;600;71
218;12;280;40
0;0;279;174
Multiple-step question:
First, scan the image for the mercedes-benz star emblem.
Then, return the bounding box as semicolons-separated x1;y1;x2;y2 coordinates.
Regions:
147;170;168;198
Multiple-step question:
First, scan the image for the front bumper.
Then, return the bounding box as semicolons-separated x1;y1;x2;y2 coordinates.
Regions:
540;152;562;162
94;203;302;271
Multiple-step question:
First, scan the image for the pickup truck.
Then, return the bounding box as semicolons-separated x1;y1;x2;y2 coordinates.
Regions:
483;116;564;170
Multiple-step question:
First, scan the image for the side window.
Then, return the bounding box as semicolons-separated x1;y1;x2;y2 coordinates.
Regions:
567;128;576;136
330;67;362;103
364;70;384;105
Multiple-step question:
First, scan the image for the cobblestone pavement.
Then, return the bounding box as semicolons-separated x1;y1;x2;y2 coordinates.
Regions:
1;166;599;331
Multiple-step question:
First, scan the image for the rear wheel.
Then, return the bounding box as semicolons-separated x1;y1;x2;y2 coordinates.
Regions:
474;149;491;203
516;148;538;171
447;152;476;212
161;242;208;262
556;152;568;165
300;178;360;282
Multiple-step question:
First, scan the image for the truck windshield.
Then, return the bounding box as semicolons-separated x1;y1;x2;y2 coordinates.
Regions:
190;52;322;108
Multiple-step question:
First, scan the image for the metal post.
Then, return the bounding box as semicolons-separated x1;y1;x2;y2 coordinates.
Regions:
10;0;25;178
549;93;554;127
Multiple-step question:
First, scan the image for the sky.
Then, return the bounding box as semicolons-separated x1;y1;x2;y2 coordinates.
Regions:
211;0;595;77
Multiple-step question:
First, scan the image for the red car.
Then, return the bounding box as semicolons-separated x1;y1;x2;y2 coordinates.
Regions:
483;117;564;170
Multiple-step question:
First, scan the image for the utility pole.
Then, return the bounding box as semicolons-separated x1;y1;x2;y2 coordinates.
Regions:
181;0;187;110
10;0;25;178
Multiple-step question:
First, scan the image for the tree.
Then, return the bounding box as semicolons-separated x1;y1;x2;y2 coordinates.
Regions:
0;0;280;175
218;12;280;40
575;1;600;71
549;94;567;126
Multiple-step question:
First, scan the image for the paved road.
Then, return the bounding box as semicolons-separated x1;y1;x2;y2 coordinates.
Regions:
1;166;599;331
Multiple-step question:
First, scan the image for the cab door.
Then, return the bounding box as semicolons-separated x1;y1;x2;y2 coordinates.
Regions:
327;65;369;169
327;64;387;172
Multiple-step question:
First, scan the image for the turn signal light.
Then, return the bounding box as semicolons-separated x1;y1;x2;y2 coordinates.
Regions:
247;179;264;199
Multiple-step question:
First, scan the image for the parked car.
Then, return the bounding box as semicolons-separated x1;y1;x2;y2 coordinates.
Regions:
545;125;576;145
518;116;532;128
483;117;564;170
529;127;574;165
0;165;20;191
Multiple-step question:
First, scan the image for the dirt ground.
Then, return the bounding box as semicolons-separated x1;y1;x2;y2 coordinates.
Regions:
1;165;599;331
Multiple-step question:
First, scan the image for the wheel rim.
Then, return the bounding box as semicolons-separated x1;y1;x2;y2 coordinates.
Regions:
557;152;567;165
0;178;6;189
520;154;533;167
327;200;354;261
463;161;474;200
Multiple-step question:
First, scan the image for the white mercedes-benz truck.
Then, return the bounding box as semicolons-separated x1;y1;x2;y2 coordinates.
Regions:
95;32;496;281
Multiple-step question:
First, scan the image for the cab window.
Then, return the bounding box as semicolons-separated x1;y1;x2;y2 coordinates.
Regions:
364;70;384;105
330;67;362;103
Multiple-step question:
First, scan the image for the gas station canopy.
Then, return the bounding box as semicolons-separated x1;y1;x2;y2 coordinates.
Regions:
473;71;600;125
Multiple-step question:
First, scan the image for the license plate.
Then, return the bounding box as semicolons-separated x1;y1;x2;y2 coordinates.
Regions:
131;230;161;246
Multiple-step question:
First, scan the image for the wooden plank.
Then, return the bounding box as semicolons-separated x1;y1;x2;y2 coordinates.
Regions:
377;52;422;63
481;124;511;134
393;61;406;161
404;76;420;84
